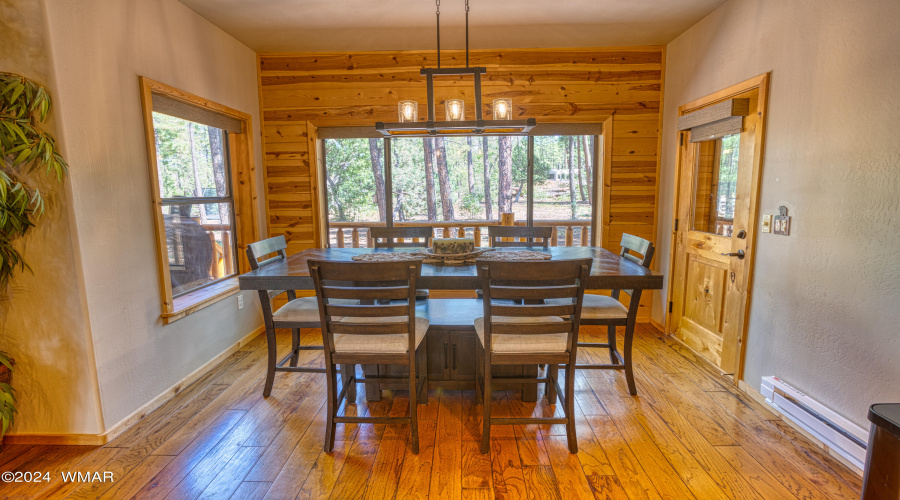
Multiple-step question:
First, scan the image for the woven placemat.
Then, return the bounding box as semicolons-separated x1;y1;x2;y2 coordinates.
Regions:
351;249;551;265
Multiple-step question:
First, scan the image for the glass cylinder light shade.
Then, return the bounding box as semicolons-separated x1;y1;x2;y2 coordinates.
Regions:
398;100;418;122
492;98;513;120
445;99;465;121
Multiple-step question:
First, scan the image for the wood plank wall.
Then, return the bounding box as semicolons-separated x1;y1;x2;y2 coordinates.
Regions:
257;47;663;317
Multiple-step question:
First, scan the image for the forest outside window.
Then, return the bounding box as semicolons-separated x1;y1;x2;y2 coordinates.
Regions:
322;130;599;247
140;77;258;323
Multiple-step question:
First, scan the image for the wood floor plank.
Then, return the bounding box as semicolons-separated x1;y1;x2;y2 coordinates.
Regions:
585;414;663;500
488;391;528;499
96;454;174;500
230;481;272;499
713;445;799;500
769;419;864;491
542;435;595;500
430;390;463;500
294;440;350;500
27;447;127;500
362;395;410;500
195;445;267;500
263;401;334;500
586;474;631;500
522;465;562;500
395;420;438;500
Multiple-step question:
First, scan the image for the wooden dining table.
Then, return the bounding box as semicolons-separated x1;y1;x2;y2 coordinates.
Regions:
238;246;663;401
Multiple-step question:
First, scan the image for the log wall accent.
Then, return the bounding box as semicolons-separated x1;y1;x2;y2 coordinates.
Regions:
258;47;664;317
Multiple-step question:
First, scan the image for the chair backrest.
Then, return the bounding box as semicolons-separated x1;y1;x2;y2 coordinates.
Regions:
247;235;288;271
477;258;592;354
246;236;292;303
370;226;434;248
487;226;553;249
308;259;422;353
615;234;655;299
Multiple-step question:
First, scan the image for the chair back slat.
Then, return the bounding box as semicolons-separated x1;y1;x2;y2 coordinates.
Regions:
326;304;409;318
490;321;574;335
370;226;434;248
247;235;288;270
491;304;576;318
487;226;552;248
330;322;410;336
489;284;578;300
321;285;409;301
478;258;592;353
616;233;655;298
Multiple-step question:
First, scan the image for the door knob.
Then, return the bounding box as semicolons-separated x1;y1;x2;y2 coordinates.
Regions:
721;250;745;259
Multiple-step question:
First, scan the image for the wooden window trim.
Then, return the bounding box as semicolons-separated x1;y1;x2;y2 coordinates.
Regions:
139;76;260;323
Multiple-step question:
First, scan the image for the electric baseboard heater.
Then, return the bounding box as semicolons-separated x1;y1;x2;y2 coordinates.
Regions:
761;376;868;469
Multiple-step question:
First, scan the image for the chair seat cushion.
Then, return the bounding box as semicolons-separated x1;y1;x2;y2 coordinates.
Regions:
333;316;429;354
549;294;628;320
474;316;568;353
272;297;357;324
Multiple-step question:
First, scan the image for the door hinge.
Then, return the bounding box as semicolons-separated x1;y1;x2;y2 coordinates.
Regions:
668;301;673;314
680;133;684;146
674;218;679;231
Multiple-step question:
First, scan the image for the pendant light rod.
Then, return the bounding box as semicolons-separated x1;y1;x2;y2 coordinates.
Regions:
436;0;441;68
465;0;469;67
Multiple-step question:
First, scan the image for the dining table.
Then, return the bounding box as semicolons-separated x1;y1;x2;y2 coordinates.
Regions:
238;246;663;402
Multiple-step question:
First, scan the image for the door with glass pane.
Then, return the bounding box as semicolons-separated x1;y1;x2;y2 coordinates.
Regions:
669;77;769;377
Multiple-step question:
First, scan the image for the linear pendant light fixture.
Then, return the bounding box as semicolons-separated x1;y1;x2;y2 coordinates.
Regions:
375;0;536;137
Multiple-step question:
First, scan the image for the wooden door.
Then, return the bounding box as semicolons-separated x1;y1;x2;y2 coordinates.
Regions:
669;75;769;378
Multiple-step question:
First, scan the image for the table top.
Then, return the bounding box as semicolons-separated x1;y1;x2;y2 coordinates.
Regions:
238;247;663;291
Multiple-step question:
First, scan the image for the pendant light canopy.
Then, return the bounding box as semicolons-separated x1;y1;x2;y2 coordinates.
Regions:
375;0;535;137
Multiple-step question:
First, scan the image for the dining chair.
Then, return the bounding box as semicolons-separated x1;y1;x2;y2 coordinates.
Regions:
475;258;592;454
369;226;433;300
309;259;429;453
567;233;654;395
247;236;357;397
486;225;553;248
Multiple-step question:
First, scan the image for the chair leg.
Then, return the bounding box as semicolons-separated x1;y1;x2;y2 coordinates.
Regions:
409;351;420;454
546;364;559;404
481;356;492;454
341;364;356;401
290;328;300;367
324;361;338;452
263;326;277;397
607;325;619;364
417;347;428;405
565;365;578;453
623;325;637;396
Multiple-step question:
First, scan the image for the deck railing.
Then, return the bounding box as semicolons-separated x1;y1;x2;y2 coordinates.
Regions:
328;219;592;249
200;223;234;278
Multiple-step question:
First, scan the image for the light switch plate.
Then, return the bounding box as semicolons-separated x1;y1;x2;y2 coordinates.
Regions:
761;214;772;233
773;216;791;235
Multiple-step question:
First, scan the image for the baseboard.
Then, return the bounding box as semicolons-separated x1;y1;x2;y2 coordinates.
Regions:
648;317;665;332
737;380;865;477
2;324;265;446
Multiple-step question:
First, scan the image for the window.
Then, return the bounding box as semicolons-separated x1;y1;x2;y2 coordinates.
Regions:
321;127;600;247
692;133;740;236
140;77;259;322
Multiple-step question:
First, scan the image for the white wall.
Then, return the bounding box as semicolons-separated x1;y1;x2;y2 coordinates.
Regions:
0;0;103;435
658;0;900;426
43;0;265;429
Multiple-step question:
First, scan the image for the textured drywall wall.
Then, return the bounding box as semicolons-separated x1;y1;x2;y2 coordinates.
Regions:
42;0;265;428
0;0;103;435
658;0;900;426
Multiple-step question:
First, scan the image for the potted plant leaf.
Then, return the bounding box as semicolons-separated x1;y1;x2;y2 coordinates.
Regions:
0;72;69;441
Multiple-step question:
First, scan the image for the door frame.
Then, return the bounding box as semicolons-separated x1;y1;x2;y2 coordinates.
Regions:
665;73;770;383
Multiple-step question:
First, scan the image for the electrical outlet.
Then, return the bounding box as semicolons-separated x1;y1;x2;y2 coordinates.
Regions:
761;214;772;233
237;295;244;310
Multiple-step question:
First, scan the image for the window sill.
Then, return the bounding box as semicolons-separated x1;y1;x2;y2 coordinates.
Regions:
161;277;242;324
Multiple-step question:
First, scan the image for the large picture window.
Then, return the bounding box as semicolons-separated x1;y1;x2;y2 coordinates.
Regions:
140;77;259;322
323;130;599;247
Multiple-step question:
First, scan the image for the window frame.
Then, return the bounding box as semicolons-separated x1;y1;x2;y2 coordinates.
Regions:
139;77;259;323
318;131;603;247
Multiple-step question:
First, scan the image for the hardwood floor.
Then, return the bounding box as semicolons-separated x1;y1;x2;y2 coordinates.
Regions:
0;324;862;499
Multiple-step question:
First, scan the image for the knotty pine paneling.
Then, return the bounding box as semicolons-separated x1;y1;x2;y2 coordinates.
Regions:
258;47;663;317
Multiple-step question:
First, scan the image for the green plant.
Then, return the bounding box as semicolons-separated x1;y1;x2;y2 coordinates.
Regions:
0;352;13;437
1;72;68;289
1;72;69;439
